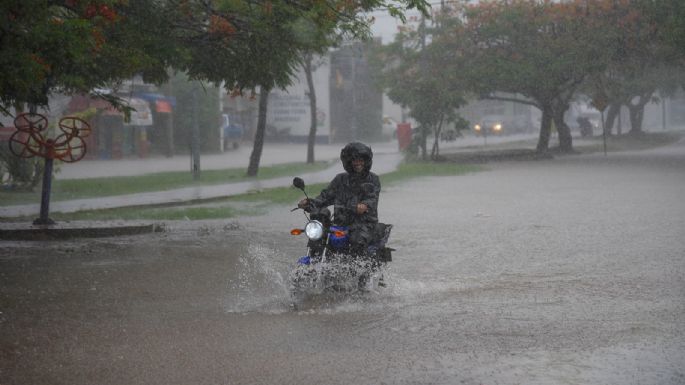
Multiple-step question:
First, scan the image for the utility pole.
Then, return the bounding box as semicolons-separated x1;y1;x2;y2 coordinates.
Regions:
351;45;358;141
190;83;201;181
662;93;667;130
219;81;225;152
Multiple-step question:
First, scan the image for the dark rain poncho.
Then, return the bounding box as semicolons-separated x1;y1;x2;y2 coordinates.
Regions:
308;142;381;249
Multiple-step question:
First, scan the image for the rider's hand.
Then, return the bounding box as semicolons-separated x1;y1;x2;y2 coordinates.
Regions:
356;203;368;215
298;198;309;209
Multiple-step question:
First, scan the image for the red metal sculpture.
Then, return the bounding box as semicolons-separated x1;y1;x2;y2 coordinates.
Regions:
8;113;91;225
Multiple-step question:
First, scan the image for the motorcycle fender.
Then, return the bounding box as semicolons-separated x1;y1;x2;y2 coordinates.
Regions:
378;247;393;262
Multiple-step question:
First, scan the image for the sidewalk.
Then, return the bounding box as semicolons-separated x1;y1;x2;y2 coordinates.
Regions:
0;142;404;219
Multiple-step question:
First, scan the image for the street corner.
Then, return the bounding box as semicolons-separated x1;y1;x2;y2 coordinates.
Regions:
0;220;165;241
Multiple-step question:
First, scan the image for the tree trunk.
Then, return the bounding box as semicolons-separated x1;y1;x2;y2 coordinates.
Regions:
552;102;573;153
419;126;428;160
190;85;201;180
247;87;270;177
604;102;620;136
627;96;649;135
536;105;553;153
430;116;444;160
628;105;644;134
552;105;573;153
304;55;317;164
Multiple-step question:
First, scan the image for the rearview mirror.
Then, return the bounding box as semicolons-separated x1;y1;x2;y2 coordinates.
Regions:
293;177;305;191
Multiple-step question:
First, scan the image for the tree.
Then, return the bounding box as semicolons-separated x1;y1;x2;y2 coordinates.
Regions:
291;16;340;164
303;52;321;164
294;0;424;164
1;0;431;178
643;0;685;58
588;0;685;135
0;1;183;115
462;0;607;153
1;1;112;112
168;0;429;175
169;72;221;153
373;6;468;160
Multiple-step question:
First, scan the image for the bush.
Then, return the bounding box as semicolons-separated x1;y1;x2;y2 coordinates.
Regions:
0;144;44;191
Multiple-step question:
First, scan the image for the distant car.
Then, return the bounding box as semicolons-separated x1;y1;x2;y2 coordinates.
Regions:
221;113;244;149
473;115;505;136
382;115;398;139
576;116;599;137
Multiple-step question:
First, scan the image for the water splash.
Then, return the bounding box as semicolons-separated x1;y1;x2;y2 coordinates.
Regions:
223;241;396;314
224;243;292;314
289;258;388;310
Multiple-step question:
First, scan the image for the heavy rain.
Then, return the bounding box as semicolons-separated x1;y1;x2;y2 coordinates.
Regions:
1;1;685;385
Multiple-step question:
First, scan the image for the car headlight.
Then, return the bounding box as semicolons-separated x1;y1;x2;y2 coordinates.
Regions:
493;124;502;131
305;220;324;240
474;124;481;131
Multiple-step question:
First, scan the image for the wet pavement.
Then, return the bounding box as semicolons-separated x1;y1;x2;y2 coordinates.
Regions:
1;137;684;384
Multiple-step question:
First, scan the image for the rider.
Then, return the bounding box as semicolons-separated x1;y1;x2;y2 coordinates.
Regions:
298;142;381;254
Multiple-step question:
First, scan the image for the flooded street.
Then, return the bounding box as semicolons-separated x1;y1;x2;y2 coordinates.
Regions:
2;141;685;385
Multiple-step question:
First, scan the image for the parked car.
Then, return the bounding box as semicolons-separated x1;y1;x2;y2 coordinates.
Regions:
221;113;244;149
440;128;461;142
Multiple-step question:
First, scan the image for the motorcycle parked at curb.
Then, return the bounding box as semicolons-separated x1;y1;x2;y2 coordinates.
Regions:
288;177;393;299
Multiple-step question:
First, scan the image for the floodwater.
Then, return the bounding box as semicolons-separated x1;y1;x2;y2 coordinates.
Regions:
2;139;685;385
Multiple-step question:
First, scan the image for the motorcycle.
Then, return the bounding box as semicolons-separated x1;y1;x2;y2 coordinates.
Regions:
288;177;393;297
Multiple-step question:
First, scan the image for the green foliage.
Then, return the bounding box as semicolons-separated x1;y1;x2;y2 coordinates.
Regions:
380;161;482;185
1;0;432;116
459;0;685;145
648;0;685;57
582;0;685;133
169;73;221;152
0;161;330;206
463;1;604;101
0;145;44;191
0;1;180;110
233;183;325;205
371;8;470;159
1;1;96;107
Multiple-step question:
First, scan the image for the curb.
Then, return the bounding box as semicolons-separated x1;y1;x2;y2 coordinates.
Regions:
0;222;164;241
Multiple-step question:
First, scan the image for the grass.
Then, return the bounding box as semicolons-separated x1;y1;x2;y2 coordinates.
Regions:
10;162;482;222
381;161;482;185
0;161;330;206
574;131;683;153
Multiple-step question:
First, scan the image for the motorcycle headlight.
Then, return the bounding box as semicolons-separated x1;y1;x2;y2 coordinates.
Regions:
305;220;324;240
